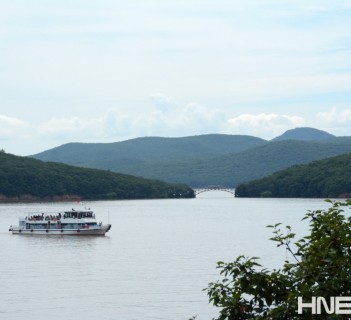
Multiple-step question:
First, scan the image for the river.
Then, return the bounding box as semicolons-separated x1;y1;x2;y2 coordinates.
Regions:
0;192;333;320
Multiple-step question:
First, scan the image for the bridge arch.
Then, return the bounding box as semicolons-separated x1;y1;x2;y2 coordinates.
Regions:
195;185;235;196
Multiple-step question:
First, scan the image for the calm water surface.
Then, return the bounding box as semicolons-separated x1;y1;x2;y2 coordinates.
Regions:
0;192;332;320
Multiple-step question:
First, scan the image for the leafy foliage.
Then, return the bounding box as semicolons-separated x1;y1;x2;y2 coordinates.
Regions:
235;154;351;198
205;200;351;319
0;152;194;201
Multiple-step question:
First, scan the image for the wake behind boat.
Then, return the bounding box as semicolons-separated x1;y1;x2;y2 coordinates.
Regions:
9;209;111;236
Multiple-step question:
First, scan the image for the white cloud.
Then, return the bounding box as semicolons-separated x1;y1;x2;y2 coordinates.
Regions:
31;98;227;147
3;104;351;156
226;113;305;138
149;93;175;113
36;109;308;145
37;110;132;141
0;114;29;138
179;102;226;133
316;107;351;127
38;117;84;134
0;114;27;127
315;107;351;136
103;109;132;137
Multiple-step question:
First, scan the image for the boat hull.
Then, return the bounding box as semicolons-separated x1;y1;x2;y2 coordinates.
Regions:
9;224;111;236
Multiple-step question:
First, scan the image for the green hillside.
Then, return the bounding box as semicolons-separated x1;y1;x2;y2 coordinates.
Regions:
30;130;351;188
235;153;351;198
107;139;351;187
0;152;194;202
32;134;267;169
272;127;335;141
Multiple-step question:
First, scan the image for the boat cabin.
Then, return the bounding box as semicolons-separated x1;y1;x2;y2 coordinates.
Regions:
63;211;95;219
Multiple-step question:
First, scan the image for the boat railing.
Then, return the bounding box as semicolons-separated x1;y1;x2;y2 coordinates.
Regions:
25;212;96;222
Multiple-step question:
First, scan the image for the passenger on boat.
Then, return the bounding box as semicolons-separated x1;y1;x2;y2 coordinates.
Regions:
28;214;44;221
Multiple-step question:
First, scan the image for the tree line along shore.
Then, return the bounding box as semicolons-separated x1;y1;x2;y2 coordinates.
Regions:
0;152;194;202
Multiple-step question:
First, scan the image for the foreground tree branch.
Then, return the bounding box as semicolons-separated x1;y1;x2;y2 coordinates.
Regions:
204;200;351;319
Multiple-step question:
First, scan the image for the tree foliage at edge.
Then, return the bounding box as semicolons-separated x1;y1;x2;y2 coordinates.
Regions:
204;200;351;319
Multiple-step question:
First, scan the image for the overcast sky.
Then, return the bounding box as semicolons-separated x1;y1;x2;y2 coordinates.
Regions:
1;0;351;156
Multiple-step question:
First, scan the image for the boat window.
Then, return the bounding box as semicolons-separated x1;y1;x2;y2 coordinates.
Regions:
81;211;93;218
63;223;75;229
63;211;94;219
64;212;79;219
30;224;46;229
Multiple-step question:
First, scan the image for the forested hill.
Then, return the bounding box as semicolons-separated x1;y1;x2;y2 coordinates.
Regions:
116;139;351;187
30;129;351;187
272;127;335;141
235;153;351;198
32;134;267;168
0;152;194;202
32;128;336;170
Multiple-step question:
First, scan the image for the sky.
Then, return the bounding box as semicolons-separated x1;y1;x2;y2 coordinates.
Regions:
1;0;351;156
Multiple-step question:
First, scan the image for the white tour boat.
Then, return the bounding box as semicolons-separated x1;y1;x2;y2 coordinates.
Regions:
9;209;111;236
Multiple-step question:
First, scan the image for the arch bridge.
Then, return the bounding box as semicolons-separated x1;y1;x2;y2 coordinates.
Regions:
195;185;235;196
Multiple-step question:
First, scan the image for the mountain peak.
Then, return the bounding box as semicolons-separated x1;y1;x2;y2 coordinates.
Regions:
272;127;335;142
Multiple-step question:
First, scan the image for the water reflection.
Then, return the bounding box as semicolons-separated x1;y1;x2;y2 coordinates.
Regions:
0;196;330;320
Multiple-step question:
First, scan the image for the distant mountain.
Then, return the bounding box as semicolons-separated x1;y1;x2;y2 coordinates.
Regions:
0;152;194;202
32;134;267;169
272;127;335;141
30;129;351;188
235;153;351;198
114;139;351;187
